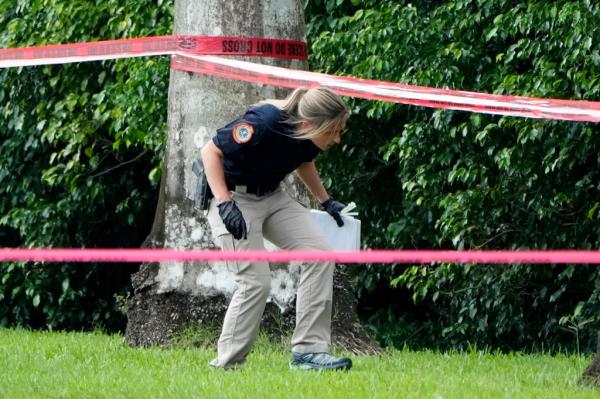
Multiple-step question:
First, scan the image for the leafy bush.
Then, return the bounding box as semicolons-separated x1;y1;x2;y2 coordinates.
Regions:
307;0;600;351
0;0;172;330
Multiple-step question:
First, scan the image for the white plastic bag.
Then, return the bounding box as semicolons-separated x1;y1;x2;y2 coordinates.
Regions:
309;202;361;251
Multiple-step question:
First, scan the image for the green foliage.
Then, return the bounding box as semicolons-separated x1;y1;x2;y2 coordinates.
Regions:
0;0;173;330
307;0;600;351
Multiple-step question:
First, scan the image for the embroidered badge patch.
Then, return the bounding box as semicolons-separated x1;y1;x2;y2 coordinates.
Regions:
232;123;254;144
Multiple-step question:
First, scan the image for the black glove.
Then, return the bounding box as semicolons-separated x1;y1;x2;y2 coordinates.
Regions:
217;200;248;240
321;198;345;227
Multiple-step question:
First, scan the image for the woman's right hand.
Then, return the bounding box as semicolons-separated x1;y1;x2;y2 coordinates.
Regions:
217;200;248;240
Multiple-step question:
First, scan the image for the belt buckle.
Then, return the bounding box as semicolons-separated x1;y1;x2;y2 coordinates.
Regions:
235;184;274;196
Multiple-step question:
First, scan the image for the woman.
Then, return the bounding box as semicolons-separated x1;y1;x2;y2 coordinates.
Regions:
201;87;351;371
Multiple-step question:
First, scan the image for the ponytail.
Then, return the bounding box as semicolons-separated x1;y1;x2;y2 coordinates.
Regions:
260;87;348;140
280;87;308;116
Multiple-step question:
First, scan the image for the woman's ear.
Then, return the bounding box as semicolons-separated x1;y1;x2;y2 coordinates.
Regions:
300;121;311;130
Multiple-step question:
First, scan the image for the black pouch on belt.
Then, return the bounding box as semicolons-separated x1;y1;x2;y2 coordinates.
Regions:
192;159;213;210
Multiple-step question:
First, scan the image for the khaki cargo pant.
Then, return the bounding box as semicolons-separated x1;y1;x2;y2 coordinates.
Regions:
207;187;334;368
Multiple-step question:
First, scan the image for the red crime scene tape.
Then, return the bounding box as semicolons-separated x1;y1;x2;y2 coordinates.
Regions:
172;54;600;123
0;35;308;67
1;36;599;121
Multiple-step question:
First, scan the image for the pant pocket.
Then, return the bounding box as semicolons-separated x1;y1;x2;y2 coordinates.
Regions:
217;220;254;275
218;233;240;274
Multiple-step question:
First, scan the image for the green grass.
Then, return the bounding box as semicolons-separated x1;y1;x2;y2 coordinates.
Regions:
1;328;599;399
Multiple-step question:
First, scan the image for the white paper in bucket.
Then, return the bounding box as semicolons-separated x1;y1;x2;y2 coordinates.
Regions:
309;202;361;251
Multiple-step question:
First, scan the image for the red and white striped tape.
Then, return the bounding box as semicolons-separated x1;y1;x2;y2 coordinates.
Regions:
1;248;599;264
1;35;600;121
172;54;600;123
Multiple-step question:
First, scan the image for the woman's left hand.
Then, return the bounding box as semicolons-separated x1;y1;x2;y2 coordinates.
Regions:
321;198;345;227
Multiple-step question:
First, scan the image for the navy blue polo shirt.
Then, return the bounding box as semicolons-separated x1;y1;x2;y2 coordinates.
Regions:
212;103;321;188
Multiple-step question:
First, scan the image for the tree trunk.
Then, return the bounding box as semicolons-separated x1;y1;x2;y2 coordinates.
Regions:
582;331;600;387
125;0;381;356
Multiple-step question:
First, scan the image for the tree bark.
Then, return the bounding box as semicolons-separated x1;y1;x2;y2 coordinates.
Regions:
125;0;381;356
582;331;600;387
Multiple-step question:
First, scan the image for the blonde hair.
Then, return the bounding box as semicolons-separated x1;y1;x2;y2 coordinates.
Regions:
261;87;348;140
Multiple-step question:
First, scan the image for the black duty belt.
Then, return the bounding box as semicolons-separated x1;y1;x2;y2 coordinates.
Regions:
226;182;280;197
